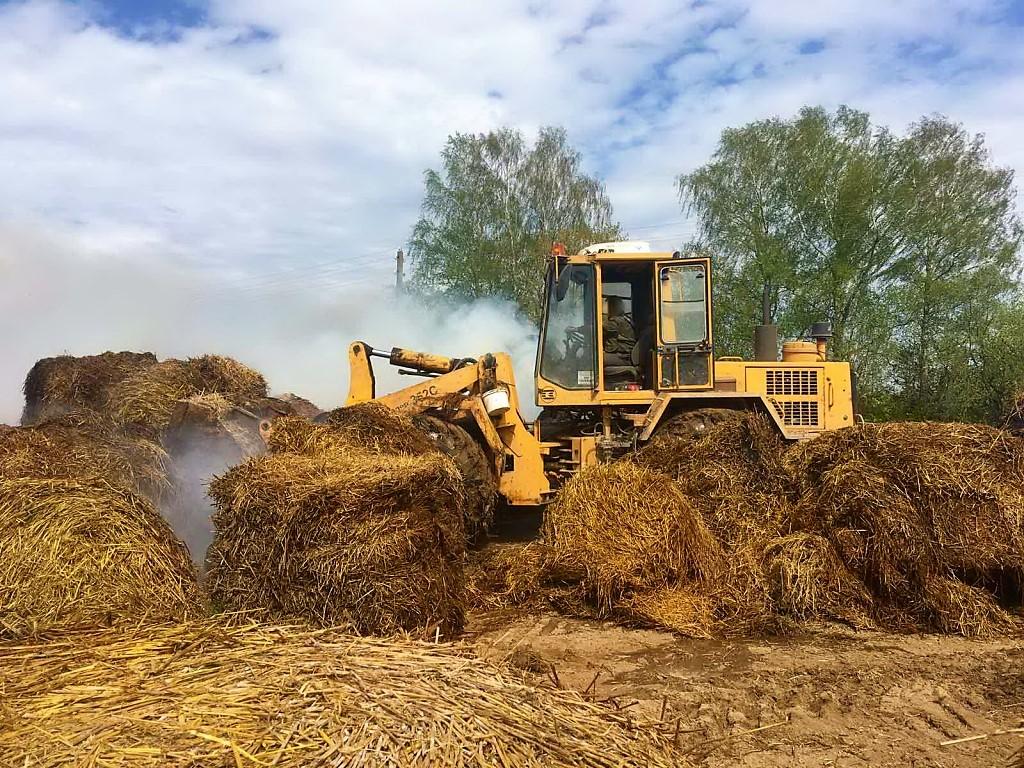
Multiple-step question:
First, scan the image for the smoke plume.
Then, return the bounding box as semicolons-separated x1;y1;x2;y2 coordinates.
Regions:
0;223;541;561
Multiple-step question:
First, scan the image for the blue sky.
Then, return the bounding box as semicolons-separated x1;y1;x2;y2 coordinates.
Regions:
0;0;1022;418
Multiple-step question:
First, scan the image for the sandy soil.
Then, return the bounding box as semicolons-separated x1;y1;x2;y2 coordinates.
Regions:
469;610;1024;767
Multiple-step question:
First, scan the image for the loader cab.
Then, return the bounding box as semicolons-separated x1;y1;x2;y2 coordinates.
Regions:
535;242;714;406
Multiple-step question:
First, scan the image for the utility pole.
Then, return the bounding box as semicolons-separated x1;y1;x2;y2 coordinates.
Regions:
395;248;405;295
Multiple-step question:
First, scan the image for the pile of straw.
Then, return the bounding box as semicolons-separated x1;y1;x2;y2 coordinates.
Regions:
786;422;1024;635
471;414;1023;638
544;462;721;611
107;355;267;435
0;620;685;767
637;411;790;545
21;351;157;425
0;477;203;638
0;409;170;500
315;402;440;455
207;418;467;636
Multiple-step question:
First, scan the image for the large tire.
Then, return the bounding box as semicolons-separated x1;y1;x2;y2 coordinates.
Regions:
653;407;746;442
414;416;498;544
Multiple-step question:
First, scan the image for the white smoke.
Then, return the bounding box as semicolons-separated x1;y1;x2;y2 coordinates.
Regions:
0;222;542;563
0;223;541;425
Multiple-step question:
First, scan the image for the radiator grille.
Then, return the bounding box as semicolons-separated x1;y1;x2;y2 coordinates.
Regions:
771;400;820;427
765;369;819;396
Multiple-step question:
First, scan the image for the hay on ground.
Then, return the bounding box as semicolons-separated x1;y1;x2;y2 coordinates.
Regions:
621;585;719;639
0;621;685;768
0;477;203;638
0;409;171;500
466;541;557;610
21;350;157;425
206;442;467;637
544;462;721;611
785;422;1024;634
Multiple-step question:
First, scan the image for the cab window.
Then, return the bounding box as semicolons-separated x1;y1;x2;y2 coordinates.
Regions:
539;265;596;389
659;264;708;344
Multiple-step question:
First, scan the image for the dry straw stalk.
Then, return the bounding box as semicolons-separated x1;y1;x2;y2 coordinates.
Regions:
0;620;687;767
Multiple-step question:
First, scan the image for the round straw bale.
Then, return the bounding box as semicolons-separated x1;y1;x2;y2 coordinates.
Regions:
763;532;873;626
0;620;685;768
786;422;1024;632
206;449;467;636
544;462;722;609
0;477;203;637
186;354;267;402
319;402;439;454
0;410;170;501
636;411;791;546
107;356;269;436
106;359;197;434
21;351;157;425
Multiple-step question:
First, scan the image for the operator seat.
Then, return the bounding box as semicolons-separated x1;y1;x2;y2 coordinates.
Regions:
604;326;654;389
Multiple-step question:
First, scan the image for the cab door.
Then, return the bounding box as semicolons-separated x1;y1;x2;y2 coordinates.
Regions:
655;257;714;390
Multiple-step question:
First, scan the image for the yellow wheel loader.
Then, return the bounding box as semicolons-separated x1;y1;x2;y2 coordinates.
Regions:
340;242;856;513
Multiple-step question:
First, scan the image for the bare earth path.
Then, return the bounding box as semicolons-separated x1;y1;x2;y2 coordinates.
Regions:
470;611;1023;767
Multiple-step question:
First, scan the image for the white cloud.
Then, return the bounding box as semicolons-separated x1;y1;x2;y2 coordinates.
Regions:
1;0;1021;418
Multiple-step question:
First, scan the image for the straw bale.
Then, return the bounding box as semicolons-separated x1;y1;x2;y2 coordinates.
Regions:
0;620;686;768
206;448;467;636
636;411;791;546
21;350;157;425
106;359;199;433
544;462;722;610
786;422;1024;633
188;354;268;402
320;402;440;454
763;532;873;626
0;409;171;500
107;355;267;435
0;477;203;637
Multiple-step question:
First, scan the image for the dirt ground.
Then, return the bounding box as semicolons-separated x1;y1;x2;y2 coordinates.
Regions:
469;610;1024;767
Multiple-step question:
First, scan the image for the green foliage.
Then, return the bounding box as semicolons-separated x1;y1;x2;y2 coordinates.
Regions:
409;127;621;321
680;106;1023;423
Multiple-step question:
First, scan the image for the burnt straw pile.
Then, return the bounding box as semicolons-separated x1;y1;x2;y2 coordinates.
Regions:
207;410;468;636
0;477;203;638
0;620;685;768
470;414;1022;637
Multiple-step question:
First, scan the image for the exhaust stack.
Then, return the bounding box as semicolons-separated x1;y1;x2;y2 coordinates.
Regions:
753;324;778;362
811;322;833;361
